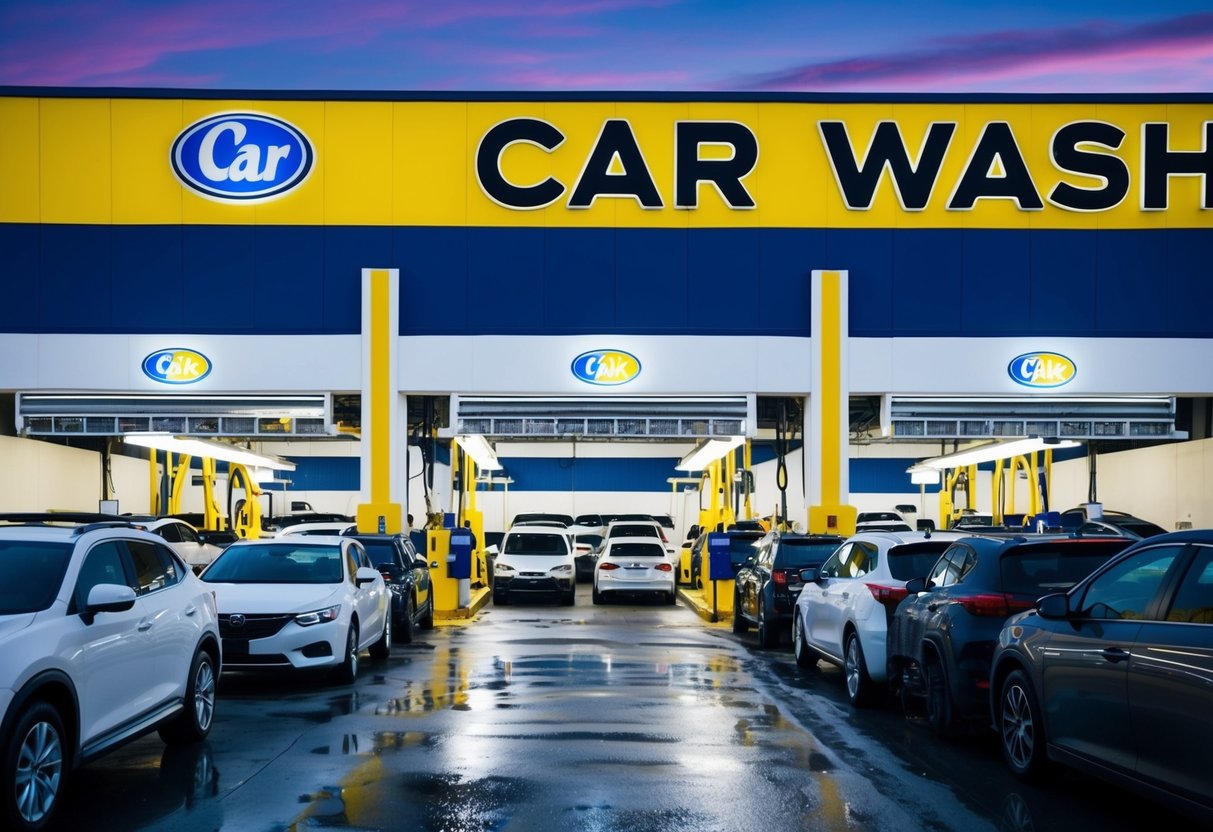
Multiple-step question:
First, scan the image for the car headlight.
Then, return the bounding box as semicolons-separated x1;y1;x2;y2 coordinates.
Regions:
549;564;573;575
295;605;341;626
495;563;516;576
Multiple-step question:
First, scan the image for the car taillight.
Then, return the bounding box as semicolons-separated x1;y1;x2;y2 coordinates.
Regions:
599;562;620;571
865;583;908;615
957;593;1024;617
655;563;673;572
773;570;788;586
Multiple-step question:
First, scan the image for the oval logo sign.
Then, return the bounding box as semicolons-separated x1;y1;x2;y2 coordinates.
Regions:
1008;351;1075;389
142;349;212;385
571;350;641;386
171;113;314;203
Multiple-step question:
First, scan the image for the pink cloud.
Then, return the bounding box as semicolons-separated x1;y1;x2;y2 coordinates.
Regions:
741;13;1213;91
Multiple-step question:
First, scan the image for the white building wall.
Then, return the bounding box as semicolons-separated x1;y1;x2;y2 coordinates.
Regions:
0;435;151;514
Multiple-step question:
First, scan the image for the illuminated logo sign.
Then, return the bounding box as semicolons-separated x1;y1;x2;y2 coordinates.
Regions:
1008;351;1075;389
171;113;314;203
571;349;641;386
142;349;212;385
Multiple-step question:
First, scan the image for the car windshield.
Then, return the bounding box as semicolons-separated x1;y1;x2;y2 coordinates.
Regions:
576;534;604;547
502;533;568;555
355;540;399;568
1000;541;1133;595
651;515;675;529
513;514;574;527
607;542;666;559
778;539;841;568
887;542;955;581
610;524;659;538
202;543;344;584
574;515;602;526
1117;519;1166;538
0;540;72;614
287;527;352;536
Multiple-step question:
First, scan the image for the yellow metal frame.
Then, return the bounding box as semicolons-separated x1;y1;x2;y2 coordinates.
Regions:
227;463;264;540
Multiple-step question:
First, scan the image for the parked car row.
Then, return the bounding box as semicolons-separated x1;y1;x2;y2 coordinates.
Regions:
776;525;1213;825
0;512;439;831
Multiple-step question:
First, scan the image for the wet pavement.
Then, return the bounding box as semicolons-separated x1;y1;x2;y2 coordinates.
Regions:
49;584;1192;831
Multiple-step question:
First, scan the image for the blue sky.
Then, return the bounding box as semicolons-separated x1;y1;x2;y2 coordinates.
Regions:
1;0;1211;91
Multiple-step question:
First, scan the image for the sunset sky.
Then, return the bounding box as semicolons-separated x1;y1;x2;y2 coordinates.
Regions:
2;0;1211;92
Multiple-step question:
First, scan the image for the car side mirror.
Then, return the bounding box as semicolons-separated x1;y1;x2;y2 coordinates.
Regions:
799;567;819;583
904;576;928;594
83;583;136;624
1036;593;1070;619
355;566;380;586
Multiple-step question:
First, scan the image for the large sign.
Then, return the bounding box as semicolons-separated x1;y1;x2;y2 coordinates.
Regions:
1007;351;1076;389
142;348;212;384
3;97;1208;229
571;349;641;386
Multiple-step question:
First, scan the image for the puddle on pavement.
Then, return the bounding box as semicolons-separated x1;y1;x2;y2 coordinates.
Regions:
309;730;433;757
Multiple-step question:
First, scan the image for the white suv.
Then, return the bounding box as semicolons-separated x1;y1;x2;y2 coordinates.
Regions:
0;513;221;832
793;530;961;707
493;527;576;605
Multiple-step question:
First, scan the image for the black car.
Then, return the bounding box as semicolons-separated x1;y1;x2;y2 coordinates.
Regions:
510;512;574;528
1059;507;1167;540
989;530;1213;824
690;529;765;590
733;532;844;647
573;533;604;581
344;532;435;643
888;534;1132;735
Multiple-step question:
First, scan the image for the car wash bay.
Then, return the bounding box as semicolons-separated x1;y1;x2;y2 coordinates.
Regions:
46;589;1185;832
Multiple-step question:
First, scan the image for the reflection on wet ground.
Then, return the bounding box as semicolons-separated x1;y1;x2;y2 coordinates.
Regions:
47;588;1197;832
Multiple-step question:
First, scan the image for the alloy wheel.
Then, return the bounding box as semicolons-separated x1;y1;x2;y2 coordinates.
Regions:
194;658;216;732
15;720;63;824
1001;682;1034;769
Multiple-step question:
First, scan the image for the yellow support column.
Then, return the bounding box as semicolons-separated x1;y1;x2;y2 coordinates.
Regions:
809;270;857;537
992;459;1005;526
148;448;159;515
201;457;225;531
743;439;754;520
1028;451;1041;518
356;268;404;535
167;454;191;516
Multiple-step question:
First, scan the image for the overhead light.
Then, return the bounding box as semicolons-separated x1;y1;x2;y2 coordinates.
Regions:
456;434;502;471
914;437;1081;471
676;436;745;472
123;433;295;471
908;467;941;485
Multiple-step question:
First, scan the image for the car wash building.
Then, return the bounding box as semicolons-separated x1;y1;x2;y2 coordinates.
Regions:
1;89;1211;534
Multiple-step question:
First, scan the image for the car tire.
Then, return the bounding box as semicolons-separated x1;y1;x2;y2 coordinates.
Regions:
419;596;435;630
2;700;68;832
844;632;878;708
592;583;604;604
925;656;956;737
999;669;1049;780
665;590;676;605
159;648;217;744
334;623;359;684
369;612;392;661
757;600;778;648
793;612;817;669
561;586;576;606
494;591;509;606
397;597;416;645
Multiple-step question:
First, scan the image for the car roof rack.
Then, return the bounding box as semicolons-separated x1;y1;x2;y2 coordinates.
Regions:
0;512;148;535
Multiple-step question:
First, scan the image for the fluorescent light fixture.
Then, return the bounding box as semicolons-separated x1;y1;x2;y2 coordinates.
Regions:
914;437;1081;471
676;436;745;472
908;467;941;485
455;434;502;471
123;433;295;471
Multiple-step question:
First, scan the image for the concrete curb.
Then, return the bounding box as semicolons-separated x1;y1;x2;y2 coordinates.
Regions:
434;585;492;623
677;586;733;626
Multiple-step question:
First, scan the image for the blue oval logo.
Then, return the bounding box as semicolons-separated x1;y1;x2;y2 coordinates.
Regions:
571;350;641;386
142;349;212;385
171;113;314;203
1008;351;1075;389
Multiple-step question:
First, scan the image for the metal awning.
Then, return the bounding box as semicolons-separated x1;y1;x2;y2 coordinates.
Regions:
447;395;754;440
881;395;1184;441
16;393;334;438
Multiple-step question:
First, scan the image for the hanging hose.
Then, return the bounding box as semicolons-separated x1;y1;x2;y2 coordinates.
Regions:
776;399;789;529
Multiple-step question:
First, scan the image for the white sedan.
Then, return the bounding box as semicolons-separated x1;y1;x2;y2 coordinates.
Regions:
593;537;676;604
201;536;390;682
793;530;961;706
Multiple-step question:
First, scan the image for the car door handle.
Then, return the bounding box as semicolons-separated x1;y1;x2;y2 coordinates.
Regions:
184;605;197;616
841;592;849;599
1101;647;1131;663
137;618;154;632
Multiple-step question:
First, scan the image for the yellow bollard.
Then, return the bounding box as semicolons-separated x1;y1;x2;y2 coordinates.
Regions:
428;529;459;615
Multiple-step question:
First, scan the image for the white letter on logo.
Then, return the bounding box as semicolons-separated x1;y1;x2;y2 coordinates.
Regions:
198;121;247;182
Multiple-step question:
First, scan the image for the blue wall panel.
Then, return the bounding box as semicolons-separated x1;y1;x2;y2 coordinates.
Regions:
615;229;687;331
39;225;111;332
5;224;1212;338
280;456;361;491
0;224;40;332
